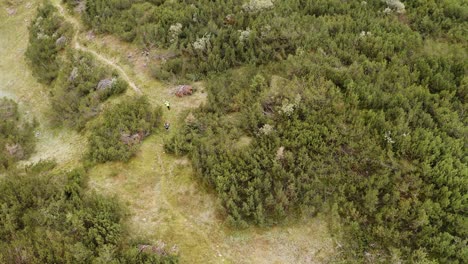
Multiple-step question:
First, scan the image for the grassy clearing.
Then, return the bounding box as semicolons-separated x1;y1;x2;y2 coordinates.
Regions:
0;1;85;167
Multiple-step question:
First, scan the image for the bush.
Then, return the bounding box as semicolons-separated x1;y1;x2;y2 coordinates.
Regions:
168;48;467;262
26;2;72;84
27;4;127;130
50;51;128;129
0;163;178;263
0;98;37;171
88;96;162;163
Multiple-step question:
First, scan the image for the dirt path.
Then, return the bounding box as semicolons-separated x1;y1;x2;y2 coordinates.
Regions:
52;0;142;95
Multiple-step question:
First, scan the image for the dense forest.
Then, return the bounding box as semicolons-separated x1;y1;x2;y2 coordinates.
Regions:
78;0;468;262
2;0;466;263
82;0;467;80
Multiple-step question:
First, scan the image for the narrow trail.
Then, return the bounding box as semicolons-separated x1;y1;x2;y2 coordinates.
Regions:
53;1;142;95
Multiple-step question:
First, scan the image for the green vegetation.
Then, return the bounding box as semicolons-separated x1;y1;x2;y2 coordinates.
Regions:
407;0;467;41
169;63;466;261
167;46;467;262
27;3;127;130
82;0;467;80
26;2;72;84
0;98;37;171
0;2;175;262
5;0;467;262
51;51;128;129
158;1;467;262
88;96;162;163
0;161;178;263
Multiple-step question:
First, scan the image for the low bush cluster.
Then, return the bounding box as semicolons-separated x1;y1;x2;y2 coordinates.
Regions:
51;51;127;129
27;3;127;130
0;98;37;171
26;2;72;84
0;161;178;263
88;96;162;163
166;14;467;262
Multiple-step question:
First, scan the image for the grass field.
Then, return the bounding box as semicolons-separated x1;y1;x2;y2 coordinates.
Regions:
1;2;336;263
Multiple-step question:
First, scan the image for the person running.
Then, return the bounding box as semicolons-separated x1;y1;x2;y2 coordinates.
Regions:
164;100;170;110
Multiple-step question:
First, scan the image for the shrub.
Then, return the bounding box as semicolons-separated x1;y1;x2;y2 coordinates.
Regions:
87;96;162;163
0;98;37;171
26;2;72;84
50;51;128;129
0;163;178;263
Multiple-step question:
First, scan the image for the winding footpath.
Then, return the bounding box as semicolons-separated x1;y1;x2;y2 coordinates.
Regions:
53;1;142;94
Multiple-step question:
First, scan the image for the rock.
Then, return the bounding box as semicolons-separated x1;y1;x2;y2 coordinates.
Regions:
153;52;178;60
76;0;86;13
224;14;236;25
276;146;285;160
96;78;115;90
138;241;169;256
0;98;17;119
6;8;16;16
68;67;78;81
5;143;24;159
170;245;179;255
175;85;193;97
86;31;95;40
55;35;67;46
120;132;144;145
